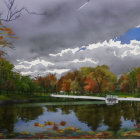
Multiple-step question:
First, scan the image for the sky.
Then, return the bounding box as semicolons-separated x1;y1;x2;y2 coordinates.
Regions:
1;0;140;78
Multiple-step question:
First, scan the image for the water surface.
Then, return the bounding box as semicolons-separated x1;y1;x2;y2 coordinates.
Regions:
0;100;140;138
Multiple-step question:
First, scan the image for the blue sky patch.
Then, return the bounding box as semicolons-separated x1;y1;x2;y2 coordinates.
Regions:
116;27;140;44
77;46;87;52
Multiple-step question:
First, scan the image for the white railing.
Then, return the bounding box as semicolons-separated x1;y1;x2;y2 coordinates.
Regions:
105;95;118;105
51;94;105;100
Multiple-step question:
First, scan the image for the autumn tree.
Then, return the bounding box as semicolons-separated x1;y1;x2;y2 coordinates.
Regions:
62;79;71;93
80;67;94;77
84;77;98;93
48;74;57;92
89;65;117;94
56;78;63;92
118;67;140;94
134;67;140;92
35;74;57;93
0;21;18;56
57;71;79;93
70;80;81;94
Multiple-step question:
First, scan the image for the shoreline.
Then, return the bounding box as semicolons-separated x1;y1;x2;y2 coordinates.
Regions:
0;99;34;105
1;94;140;105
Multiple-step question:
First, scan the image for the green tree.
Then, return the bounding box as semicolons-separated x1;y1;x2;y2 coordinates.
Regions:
80;67;94;77
70;80;81;94
0;57;14;93
89;65;117;94
128;70;137;94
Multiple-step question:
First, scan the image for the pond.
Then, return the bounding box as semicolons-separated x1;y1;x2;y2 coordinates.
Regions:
0;98;140;139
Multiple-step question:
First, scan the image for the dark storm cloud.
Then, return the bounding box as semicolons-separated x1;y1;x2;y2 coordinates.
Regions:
4;0;140;62
27;0;140;57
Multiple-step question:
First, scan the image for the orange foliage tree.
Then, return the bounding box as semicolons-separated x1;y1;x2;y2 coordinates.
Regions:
0;21;18;56
119;74;130;93
56;78;63;92
84;77;98;93
62;79;71;93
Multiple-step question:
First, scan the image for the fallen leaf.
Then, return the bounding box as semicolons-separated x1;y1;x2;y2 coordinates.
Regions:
34;122;39;126
60;121;66;126
20;131;30;135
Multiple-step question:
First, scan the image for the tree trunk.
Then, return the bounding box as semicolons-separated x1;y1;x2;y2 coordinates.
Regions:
98;84;102;95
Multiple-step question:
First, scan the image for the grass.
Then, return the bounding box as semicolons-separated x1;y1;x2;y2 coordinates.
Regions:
0;93;84;103
0;95;10;101
0;91;140;102
109;92;140;98
0;93;51;102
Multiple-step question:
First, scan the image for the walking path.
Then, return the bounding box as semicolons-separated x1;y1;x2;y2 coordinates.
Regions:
51;94;140;102
51;94;105;100
118;97;140;101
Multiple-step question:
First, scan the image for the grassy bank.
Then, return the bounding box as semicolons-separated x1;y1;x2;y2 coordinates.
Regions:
0;93;85;103
0;93;48;101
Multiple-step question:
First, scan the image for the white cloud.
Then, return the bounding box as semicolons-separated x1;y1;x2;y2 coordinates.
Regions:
19;58;54;66
70;58;99;64
15;39;140;77
15;58;54;70
44;69;70;74
20;69;70;78
20;71;36;75
136;25;140;28
121;48;140;58
49;47;79;57
15;65;32;69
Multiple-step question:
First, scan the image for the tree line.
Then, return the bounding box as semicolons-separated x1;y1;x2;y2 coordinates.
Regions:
56;65;140;94
0;55;140;95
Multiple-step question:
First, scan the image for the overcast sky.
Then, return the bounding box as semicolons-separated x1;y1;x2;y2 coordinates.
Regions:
1;0;140;78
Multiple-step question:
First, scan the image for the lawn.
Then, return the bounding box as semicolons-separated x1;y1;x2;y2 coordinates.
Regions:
0;92;140;102
0;93;50;102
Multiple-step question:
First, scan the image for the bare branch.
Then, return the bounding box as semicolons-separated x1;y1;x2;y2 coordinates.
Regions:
24;8;45;16
4;0;10;9
8;7;24;21
0;0;45;22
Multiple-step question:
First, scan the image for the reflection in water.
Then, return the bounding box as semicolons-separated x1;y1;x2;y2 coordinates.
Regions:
0;106;18;134
0;101;140;138
17;107;43;122
0;105;43;137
